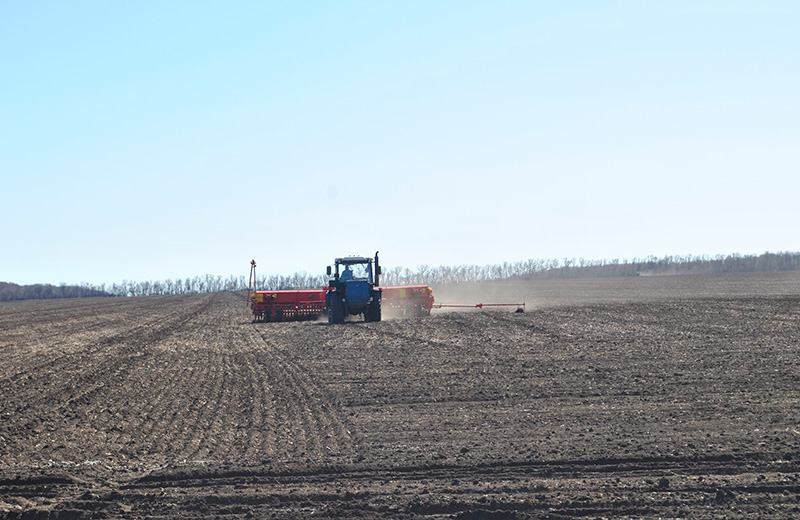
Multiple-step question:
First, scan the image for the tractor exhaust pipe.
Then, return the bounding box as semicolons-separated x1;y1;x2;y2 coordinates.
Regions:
374;251;381;287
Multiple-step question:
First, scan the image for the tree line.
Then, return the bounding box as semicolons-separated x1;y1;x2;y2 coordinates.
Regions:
2;251;799;301
0;282;110;302
106;272;328;297
383;251;800;285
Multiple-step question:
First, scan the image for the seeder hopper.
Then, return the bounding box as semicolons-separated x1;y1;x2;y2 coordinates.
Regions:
250;289;327;322
381;285;435;317
248;260;327;322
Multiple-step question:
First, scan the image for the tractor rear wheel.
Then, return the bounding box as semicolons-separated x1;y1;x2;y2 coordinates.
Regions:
366;299;382;322
328;295;345;324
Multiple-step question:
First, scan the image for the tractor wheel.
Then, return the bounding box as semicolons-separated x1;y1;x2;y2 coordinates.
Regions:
366;300;382;322
328;295;345;324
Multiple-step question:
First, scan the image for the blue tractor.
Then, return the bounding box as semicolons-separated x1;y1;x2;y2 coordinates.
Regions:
326;252;382;324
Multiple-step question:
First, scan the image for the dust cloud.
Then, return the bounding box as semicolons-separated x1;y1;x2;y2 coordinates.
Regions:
431;271;800;311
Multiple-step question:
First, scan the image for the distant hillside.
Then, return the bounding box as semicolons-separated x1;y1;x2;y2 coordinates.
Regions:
0;282;111;302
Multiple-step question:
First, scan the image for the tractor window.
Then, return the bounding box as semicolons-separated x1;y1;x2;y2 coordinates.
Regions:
340;262;370;281
350;263;370;280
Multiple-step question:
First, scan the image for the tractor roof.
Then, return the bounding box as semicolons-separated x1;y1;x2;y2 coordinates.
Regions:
335;256;372;264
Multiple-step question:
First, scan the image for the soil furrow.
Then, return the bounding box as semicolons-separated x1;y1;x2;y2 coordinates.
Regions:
243;323;360;463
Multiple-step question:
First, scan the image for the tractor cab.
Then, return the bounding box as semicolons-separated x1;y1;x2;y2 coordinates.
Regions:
329;257;374;283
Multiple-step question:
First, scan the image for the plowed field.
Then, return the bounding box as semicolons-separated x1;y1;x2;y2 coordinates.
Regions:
1;272;799;518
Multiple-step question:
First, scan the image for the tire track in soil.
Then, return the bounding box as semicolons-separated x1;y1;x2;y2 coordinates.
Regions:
313;314;549;410
152;294;282;465
69;291;359;467
182;348;231;462
0;295;216;465
0;296;186;384
99;293;258;466
109;351;187;462
243;321;361;464
0;292;294;469
239;349;272;459
0;295;209;398
74;452;799;519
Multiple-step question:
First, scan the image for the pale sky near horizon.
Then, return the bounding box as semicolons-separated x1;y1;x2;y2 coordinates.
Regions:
2;1;798;286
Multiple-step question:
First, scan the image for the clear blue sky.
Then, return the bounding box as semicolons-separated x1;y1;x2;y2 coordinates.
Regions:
2;1;798;285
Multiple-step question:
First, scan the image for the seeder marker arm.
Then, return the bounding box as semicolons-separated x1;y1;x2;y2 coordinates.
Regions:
433;302;525;312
